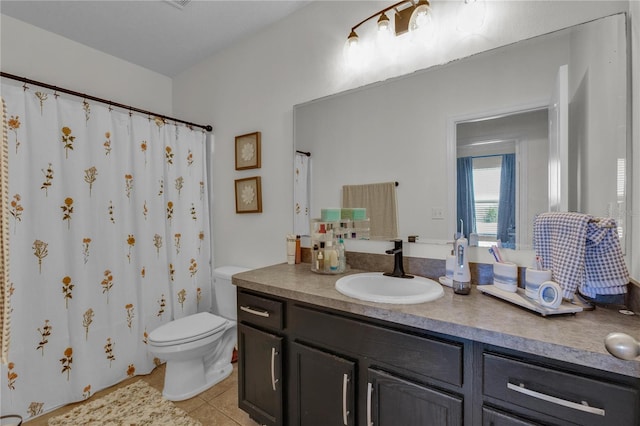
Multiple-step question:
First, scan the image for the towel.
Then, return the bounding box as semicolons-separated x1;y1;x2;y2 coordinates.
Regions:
534;212;590;299
534;212;629;300
582;217;629;298
342;182;398;240
293;153;311;235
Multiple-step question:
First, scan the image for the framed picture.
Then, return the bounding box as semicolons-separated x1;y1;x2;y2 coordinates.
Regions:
235;131;261;170
235;176;262;213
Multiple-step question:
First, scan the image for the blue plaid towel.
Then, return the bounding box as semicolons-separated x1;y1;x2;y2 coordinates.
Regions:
534;213;629;300
533;212;589;299
582;217;629;298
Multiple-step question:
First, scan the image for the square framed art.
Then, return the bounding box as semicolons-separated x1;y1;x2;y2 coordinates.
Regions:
235;176;262;213
235;131;261;170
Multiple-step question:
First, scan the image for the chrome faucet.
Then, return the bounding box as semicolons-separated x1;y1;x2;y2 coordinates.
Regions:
384;239;413;279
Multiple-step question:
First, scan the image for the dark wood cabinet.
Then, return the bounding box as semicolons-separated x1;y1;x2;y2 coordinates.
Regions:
367;368;463;426
236;288;640;426
482;407;541;426
290;342;356;426
237;291;286;426
480;350;640;426
238;323;283;426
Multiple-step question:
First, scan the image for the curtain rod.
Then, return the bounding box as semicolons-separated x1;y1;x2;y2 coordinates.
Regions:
0;71;213;132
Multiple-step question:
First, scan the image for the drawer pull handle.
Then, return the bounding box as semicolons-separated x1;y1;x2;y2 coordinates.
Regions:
342;373;350;425
270;347;279;391
240;305;270;318
507;382;605;416
366;382;374;426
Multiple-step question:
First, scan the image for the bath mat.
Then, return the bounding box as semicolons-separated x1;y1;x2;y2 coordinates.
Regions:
47;380;202;426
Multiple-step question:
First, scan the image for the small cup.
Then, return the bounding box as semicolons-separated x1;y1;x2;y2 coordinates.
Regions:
525;268;552;300
493;262;518;293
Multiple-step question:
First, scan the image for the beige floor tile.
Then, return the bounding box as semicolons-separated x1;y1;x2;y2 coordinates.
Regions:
189;404;241;426
174;395;208;414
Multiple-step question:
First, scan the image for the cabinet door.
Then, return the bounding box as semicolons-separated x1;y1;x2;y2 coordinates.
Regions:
290;342;356;426
367;369;463;426
238;323;283;426
482;406;542;426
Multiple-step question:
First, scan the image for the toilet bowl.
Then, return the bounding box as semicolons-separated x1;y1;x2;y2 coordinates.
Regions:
148;265;249;401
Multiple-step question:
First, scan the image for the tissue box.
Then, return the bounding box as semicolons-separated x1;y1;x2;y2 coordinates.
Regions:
321;208;341;222
341;208;367;220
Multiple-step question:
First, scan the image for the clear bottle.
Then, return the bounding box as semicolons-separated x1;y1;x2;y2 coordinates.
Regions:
312;244;319;272
318;242;325;272
338;238;346;272
327;241;338;272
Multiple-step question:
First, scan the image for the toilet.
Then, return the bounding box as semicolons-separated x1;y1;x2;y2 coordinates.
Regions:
148;265;249;401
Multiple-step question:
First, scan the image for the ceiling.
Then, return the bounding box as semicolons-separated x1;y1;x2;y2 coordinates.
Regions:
0;0;311;77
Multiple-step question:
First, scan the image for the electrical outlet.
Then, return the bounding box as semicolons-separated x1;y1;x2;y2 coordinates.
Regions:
431;207;444;220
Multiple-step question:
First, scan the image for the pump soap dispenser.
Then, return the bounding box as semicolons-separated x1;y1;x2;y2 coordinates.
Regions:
453;220;471;295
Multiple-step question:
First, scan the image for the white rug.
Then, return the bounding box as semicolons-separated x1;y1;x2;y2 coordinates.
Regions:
48;380;202;426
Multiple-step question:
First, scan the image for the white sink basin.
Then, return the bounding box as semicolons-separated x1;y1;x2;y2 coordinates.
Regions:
335;272;444;304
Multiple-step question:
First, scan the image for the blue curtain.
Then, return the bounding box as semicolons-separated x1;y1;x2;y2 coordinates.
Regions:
456;157;476;238
497;154;516;248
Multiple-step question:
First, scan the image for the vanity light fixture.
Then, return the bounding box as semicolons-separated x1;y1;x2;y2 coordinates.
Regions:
346;0;432;47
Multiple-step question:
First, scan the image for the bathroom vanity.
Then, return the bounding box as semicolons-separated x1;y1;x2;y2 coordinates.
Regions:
233;263;640;426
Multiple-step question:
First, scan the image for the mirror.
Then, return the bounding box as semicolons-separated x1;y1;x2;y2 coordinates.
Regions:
455;108;549;249
294;13;628;251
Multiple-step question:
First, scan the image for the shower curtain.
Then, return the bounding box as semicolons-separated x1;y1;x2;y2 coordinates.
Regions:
0;81;211;420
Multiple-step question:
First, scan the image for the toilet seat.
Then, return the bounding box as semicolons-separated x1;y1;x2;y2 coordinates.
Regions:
148;312;228;347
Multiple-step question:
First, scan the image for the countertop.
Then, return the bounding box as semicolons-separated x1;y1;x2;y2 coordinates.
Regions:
232;263;640;379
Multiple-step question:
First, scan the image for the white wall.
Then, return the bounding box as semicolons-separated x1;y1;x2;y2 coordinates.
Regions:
0;15;173;115
173;0;631;270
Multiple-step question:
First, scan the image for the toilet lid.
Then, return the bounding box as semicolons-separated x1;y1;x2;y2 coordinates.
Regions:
148;312;228;346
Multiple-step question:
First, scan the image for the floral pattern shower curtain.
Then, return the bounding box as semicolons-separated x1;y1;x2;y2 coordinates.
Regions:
0;80;211;420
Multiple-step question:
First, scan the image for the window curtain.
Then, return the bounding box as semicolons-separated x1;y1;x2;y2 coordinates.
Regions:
456;157;476;238
497;153;516;248
293;153;311;236
0;81;211;421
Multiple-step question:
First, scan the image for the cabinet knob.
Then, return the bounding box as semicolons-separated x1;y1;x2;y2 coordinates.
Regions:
605;332;640;360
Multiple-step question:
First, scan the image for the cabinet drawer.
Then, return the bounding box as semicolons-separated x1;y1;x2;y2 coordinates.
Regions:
483;353;639;426
238;291;284;331
291;305;463;386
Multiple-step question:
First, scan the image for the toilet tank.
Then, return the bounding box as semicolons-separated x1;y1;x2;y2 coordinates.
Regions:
213;266;250;320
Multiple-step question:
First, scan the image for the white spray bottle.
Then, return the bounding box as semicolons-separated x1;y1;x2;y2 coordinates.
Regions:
453;220;471;295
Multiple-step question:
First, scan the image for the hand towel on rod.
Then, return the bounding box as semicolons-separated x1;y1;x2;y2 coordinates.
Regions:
342;181;398;240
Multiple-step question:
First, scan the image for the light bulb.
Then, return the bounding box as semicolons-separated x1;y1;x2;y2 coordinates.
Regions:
409;1;432;32
347;30;359;48
377;12;391;33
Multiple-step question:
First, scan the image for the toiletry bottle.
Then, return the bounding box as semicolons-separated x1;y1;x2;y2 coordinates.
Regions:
312;244;319;271
295;235;301;264
338;238;346;272
318;242;325;272
325;241;334;272
453;236;471;295
328;241;339;272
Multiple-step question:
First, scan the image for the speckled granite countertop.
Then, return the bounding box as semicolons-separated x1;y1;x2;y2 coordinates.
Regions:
232;263;640;379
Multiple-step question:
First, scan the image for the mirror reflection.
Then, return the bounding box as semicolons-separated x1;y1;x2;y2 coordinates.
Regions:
294;13;628;251
456;108;549;249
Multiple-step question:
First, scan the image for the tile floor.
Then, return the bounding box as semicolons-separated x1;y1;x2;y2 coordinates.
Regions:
25;363;259;426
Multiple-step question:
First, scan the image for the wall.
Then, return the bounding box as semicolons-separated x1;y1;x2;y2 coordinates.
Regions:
631;0;639;280
0;15;172;115
173;0;631;270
